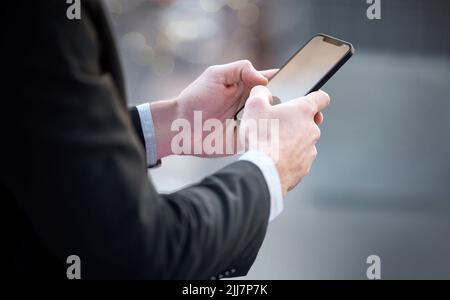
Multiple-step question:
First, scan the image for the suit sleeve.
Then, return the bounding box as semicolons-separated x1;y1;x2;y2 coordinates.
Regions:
129;107;146;151
6;1;270;279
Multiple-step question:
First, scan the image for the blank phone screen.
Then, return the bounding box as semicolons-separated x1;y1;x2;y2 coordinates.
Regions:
236;35;351;119
267;35;350;105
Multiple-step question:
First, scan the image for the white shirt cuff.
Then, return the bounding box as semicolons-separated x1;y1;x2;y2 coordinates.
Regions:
239;150;284;222
136;103;158;167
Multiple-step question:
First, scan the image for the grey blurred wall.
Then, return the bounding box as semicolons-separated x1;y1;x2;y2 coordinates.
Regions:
248;0;450;280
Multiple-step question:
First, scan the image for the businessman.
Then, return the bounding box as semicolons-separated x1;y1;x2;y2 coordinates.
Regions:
1;1;329;279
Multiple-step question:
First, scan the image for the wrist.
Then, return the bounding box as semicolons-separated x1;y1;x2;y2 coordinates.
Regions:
150;98;179;160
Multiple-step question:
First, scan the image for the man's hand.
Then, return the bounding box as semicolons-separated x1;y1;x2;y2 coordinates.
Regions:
150;60;278;159
240;86;331;196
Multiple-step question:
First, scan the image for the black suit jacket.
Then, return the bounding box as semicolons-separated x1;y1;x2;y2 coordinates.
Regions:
1;1;270;279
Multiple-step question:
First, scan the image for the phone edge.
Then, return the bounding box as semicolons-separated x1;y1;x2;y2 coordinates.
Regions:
234;33;355;120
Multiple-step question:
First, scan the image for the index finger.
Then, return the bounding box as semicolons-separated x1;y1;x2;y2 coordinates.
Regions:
305;90;331;114
217;60;268;87
259;69;279;80
248;85;273;106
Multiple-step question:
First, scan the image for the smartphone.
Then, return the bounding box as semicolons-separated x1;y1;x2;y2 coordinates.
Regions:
235;33;355;120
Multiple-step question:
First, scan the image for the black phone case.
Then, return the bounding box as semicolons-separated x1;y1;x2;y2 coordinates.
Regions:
235;33;355;120
306;33;355;95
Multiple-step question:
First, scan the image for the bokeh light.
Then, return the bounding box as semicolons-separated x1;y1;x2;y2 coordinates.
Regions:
227;0;249;10
238;3;260;26
199;0;224;13
152;54;175;77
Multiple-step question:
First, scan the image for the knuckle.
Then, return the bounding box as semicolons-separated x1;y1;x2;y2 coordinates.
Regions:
320;90;331;105
314;125;321;140
205;65;218;74
305;165;312;176
240;59;252;68
301;99;315;114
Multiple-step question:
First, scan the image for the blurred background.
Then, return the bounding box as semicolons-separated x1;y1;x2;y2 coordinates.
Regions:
106;0;450;279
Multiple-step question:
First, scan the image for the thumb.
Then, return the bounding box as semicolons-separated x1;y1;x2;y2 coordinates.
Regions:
259;69;279;80
243;64;268;87
247;85;273;109
219;60;268;87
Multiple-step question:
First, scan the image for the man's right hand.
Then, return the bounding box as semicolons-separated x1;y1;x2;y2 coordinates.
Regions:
239;86;331;197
